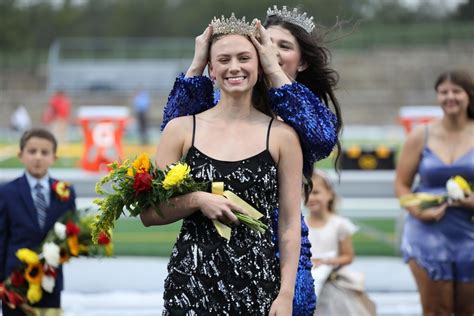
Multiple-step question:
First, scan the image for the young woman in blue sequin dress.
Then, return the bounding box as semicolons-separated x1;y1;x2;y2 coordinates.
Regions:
160;6;343;314
141;14;303;314
395;70;474;315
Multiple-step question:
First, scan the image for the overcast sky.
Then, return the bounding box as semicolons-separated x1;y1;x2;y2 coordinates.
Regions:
16;0;469;12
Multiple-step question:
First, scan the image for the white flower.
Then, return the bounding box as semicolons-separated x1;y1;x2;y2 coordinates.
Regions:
446;178;465;201
41;275;56;293
54;222;67;240
42;242;60;268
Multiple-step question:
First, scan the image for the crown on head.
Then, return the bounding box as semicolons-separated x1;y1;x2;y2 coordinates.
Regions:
211;13;257;37
266;5;315;33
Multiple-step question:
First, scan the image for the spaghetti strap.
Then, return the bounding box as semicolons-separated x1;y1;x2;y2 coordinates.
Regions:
192;115;196;146
424;124;429;147
266;118;274;150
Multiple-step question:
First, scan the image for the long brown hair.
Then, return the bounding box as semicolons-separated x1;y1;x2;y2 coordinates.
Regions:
264;15;343;203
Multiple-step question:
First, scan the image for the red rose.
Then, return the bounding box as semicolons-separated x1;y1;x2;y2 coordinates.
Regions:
97;232;111;245
10;271;25;287
133;172;153;193
65;221;81;236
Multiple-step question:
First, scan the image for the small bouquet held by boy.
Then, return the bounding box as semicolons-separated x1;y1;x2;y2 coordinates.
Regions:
399;175;473;210
0;210;112;316
92;153;268;242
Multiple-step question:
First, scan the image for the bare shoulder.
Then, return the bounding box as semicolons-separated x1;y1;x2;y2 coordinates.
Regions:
271;119;299;144
162;116;194;140
159;116;194;150
404;123;427;149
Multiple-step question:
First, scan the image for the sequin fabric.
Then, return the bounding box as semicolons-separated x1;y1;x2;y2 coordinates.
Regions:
161;74;324;315
163;146;280;315
268;82;338;177
161;75;338;178
160;74;214;130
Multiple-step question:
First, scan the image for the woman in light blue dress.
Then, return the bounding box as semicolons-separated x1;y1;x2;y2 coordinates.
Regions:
395;70;474;315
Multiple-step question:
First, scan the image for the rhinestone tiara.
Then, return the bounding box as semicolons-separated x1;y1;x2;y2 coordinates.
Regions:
211;13;257;37
266;5;315;33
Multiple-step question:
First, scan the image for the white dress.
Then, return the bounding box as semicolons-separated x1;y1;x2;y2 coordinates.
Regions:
307;214;376;316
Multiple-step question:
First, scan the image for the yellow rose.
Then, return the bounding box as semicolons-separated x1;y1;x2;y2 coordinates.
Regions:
27;284;43;304
162;163;190;190
453;175;472;193
16;249;40;264
127;153;151;176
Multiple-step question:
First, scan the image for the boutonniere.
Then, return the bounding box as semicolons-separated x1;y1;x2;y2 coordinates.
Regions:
51;181;71;202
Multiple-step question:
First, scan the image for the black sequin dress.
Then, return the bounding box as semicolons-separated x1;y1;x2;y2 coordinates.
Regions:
163;116;280;315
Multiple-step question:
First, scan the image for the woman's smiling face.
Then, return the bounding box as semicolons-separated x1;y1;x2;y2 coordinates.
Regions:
267;25;304;80
436;80;470;117
209;34;259;95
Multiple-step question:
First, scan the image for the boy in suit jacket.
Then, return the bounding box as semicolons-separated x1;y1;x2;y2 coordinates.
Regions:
0;128;76;315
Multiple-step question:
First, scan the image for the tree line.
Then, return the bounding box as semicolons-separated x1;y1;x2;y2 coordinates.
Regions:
0;0;473;64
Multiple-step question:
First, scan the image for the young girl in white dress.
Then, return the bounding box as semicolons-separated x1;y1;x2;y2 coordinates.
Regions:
305;170;376;316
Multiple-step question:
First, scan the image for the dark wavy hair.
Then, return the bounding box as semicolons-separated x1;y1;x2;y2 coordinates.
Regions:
434;70;474;119
208;34;273;118
264;14;343;201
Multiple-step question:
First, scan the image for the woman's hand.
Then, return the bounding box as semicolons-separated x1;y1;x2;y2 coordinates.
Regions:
414;203;447;221
250;20;291;87
449;192;474;210
194;191;247;224
311;258;324;268
186;25;213;77
269;291;293;316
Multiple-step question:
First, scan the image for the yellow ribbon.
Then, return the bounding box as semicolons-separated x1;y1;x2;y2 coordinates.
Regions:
211;182;264;241
29;307;63;316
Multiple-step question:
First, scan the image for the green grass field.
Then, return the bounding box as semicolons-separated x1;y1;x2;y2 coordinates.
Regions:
110;217;399;258
1;139;401;258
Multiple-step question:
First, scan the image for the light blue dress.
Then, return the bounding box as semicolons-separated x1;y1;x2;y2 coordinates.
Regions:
401;133;474;281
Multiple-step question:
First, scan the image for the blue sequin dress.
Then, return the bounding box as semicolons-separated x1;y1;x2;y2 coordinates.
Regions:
401;129;474;281
163;117;280;314
161;74;338;314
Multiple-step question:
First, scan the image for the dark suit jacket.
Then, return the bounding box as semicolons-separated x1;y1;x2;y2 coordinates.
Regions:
0;174;76;307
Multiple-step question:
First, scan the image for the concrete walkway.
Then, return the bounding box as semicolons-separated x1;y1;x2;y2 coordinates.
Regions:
55;256;420;315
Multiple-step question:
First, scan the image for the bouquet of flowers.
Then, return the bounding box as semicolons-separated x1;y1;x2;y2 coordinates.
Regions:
0;210;112;315
400;175;473;210
92;152;268;242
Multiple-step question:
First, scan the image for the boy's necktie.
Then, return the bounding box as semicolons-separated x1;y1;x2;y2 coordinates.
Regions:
34;182;48;229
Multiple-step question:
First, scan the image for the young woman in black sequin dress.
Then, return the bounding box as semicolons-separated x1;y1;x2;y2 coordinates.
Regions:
140;14;303;315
